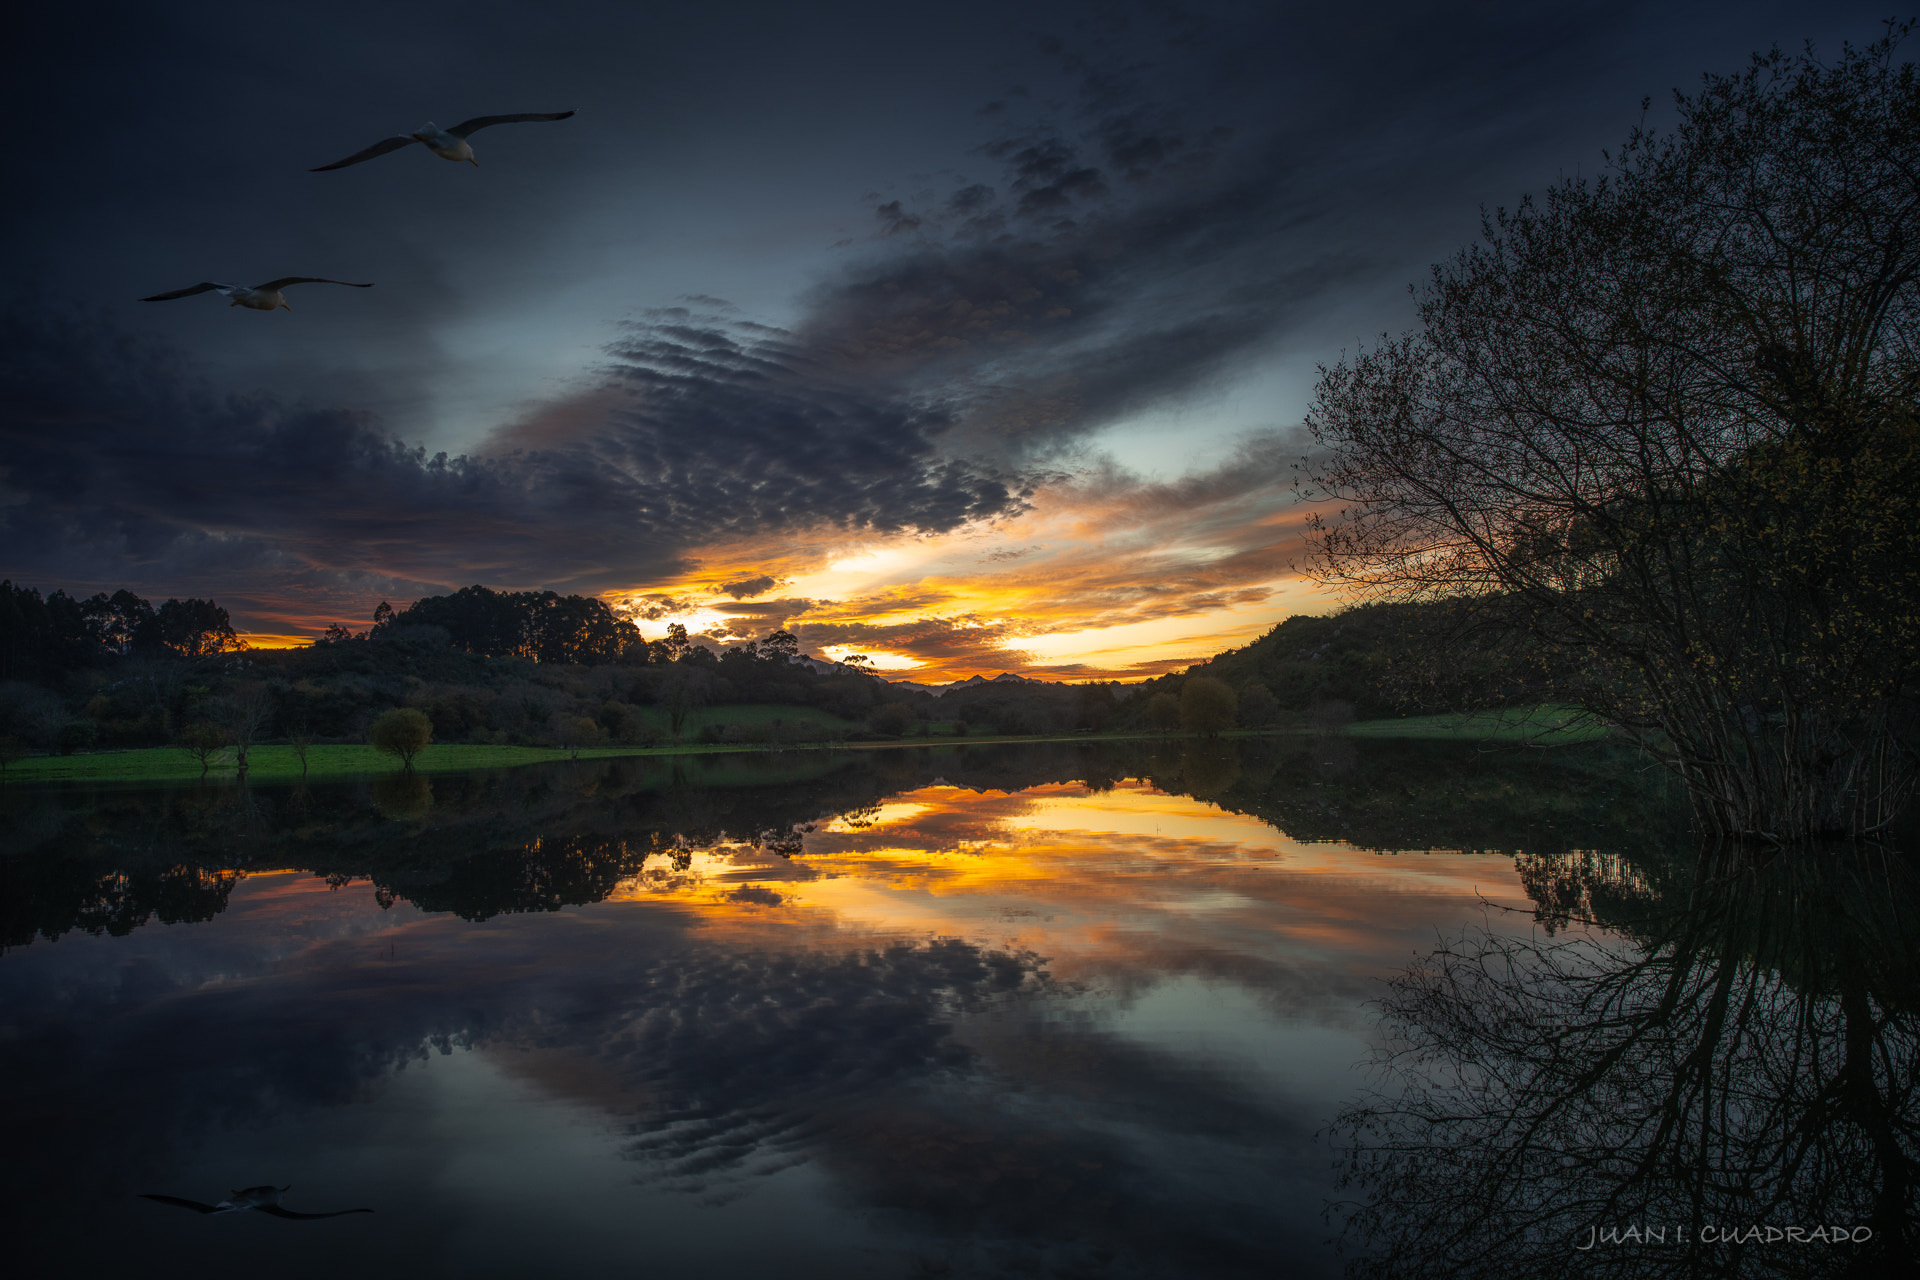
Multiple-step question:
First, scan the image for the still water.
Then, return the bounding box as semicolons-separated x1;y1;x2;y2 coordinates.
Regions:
2;739;1911;1278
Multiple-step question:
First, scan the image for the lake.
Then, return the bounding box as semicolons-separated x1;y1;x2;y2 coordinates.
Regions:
2;737;1911;1278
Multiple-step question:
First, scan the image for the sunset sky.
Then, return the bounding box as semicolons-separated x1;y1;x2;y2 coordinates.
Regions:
2;0;1882;680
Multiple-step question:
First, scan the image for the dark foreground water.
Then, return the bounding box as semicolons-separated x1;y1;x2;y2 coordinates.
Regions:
2;738;1913;1279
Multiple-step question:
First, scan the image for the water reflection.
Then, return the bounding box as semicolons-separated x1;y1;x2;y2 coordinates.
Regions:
1331;843;1920;1279
0;738;1741;1278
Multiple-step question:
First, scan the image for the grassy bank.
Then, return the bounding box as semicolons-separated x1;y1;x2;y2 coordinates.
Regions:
1;705;1609;784
1342;705;1608;743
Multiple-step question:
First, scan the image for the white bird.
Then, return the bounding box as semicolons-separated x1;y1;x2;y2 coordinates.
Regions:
141;1185;373;1219
310;110;577;171
139;278;374;311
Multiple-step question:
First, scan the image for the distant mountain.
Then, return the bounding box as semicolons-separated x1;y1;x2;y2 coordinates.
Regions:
886;671;1049;698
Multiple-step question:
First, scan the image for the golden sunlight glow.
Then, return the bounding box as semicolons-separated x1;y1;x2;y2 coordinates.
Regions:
600;476;1342;681
236;633;314;650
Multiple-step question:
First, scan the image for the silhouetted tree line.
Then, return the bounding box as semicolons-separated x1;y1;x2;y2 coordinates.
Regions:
0;581;240;679
361;584;641;664
3;573;1562;763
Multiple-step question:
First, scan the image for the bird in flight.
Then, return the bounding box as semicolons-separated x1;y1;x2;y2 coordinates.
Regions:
311;110;577;171
139;278;374;311
140;1185;373;1219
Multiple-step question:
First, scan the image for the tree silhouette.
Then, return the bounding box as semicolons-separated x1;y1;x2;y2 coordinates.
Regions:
1304;36;1920;839
174;722;230;776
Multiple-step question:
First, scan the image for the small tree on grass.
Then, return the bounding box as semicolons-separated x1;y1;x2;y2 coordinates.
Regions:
289;723;316;777
369;707;433;772
176;722;231;777
556;715;604;760
212;681;274;775
1180;677;1237;737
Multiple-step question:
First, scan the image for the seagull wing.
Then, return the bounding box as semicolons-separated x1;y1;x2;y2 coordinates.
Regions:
139;282;231;302
257;1205;374;1219
446;109;576;138
309;135;419;171
253;278;375;291
140;1194;222;1214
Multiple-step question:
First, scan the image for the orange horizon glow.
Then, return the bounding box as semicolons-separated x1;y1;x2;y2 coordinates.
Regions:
165;461;1345;680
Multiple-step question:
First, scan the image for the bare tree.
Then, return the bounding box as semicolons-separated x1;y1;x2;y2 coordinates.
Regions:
289;723;316;777
1305;35;1920;840
175;722;231;777
211;681;273;775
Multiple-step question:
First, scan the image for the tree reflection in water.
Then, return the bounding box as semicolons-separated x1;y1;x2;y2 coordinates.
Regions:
1330;843;1920;1278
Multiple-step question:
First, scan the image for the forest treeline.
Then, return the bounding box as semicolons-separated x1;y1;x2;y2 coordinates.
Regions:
0;577;1515;759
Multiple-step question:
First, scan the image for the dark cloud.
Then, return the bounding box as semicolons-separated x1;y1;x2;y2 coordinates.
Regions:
873;199;922;236
719;575;776;599
0;306;1029;603
1;0;1894;630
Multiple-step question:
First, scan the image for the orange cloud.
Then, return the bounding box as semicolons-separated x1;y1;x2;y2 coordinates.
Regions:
608;439;1341;682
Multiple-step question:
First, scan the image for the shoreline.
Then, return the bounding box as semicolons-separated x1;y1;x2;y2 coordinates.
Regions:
0;708;1608;786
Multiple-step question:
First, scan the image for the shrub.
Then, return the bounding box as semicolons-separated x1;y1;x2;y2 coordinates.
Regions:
869;702;916;736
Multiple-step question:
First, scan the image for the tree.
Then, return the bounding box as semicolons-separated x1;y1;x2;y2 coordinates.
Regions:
1180;676;1237;737
663;665;709;740
175;721;230;777
211;681;273;774
369;707;433;771
289;723;317;776
1304;34;1920;840
80;589;158;654
555;715;604;760
1148;692;1182;735
869;702;916;737
1238;683;1280;728
155;598;243;658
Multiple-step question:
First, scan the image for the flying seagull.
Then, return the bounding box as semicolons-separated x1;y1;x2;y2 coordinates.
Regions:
139;278;373;311
310;110;577;171
140;1185;373;1219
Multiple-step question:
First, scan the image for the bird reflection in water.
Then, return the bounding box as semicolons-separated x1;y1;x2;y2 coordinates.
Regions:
1329;842;1920;1279
140;1185;373;1220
